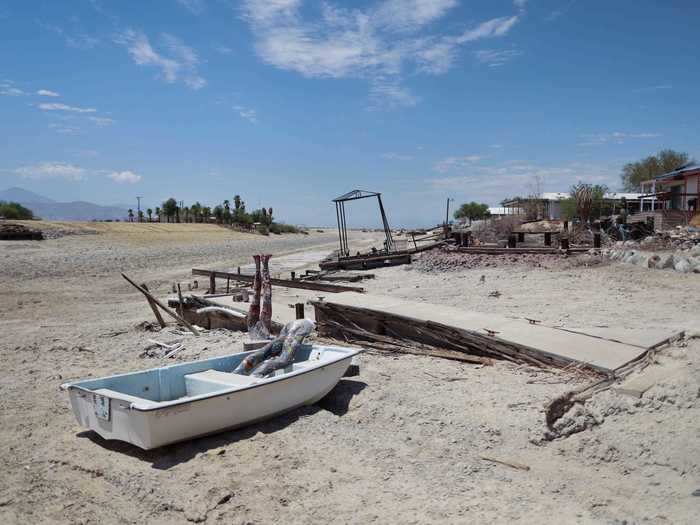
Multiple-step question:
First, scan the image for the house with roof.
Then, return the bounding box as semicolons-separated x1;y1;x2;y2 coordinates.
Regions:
640;162;700;213
501;192;643;220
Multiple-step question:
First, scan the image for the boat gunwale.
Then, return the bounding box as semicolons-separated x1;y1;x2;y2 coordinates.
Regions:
61;345;362;412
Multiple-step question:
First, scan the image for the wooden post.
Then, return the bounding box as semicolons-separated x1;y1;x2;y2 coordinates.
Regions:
594;233;601;248
560;237;569;250
226;277;230;293
209;274;216;294
176;283;185;319
291;271;296;281
141;284;166;328
544;232;552;246
122;273;199;335
563;220;569;232
295;303;305;320
237;266;241;275
508;234;517;248
517;232;525;243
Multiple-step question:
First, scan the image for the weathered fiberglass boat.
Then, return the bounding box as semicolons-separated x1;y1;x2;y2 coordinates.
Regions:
61;344;361;450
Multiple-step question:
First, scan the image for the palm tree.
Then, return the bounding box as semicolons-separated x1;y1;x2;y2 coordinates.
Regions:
138;210;144;223
155;206;161;223
191;202;202;223
127;209;134;222
147;208;153;222
162;198;178;223
213;205;223;224
223;200;231;225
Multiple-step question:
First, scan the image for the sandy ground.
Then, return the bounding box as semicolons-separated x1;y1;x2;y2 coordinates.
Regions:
1;225;699;524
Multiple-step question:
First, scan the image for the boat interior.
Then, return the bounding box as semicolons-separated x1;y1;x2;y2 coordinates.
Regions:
64;345;354;408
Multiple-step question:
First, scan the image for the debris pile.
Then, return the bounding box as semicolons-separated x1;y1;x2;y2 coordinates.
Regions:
414;247;568;272
0;222;43;240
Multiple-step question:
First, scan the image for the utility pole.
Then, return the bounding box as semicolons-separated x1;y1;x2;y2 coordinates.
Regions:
136;196;142;222
445;197;454;226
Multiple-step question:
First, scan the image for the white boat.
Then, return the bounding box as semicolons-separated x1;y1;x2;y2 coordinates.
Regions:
61;344;361;450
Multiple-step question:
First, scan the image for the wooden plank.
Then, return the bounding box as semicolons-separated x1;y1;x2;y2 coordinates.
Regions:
140;284;166;328
192;269;364;294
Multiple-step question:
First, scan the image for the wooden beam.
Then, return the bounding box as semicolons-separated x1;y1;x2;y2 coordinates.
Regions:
192;269;364;293
140;283;166;328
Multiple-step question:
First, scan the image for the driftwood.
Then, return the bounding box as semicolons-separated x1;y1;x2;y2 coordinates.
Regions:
480;455;530;471
544;330;685;436
122;273;200;336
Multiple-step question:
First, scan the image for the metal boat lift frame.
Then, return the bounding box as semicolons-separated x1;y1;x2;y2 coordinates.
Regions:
333;189;394;257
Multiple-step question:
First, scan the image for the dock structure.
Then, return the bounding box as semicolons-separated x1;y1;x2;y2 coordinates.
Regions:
311;293;680;374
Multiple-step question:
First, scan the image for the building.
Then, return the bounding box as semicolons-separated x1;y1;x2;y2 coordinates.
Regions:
501;192;642;220
640;162;700;213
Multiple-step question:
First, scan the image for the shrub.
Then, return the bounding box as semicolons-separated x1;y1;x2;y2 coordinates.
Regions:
269;222;306;234
0;201;35;220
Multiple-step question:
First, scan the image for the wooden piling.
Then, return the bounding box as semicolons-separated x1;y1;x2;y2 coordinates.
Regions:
141;284;166;328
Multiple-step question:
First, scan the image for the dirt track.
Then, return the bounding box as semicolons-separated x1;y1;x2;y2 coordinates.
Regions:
1;226;698;524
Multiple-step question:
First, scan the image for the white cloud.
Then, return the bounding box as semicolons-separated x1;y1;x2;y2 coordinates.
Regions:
233;105;257;123
578;131;661;146
176;0;205;15
513;0;527;9
15;162;86;181
115;30;206;89
434;155;482;173
242;0;521;107
48;123;79;134
38;102;97;113
369;77;419;108
0;86;24;96
427;161;621;205
37;89;60;97
88;116;115;126
215;45;233;55
632;84;672;93
1;81;24;96
108;170;142;184
474;48;522;67
382;152;413;161
454;16;519;43
41;23;99;49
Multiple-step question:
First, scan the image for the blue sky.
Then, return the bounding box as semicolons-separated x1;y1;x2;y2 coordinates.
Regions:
1;0;699;227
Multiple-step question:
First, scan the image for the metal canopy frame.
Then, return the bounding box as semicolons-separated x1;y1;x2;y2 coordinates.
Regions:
333;189;394;257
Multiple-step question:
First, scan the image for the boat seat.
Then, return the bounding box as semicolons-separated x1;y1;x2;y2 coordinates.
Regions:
184;369;258;397
91;388;159;409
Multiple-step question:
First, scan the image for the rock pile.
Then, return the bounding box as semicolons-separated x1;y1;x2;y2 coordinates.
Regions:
598;238;700;274
414;248;566;272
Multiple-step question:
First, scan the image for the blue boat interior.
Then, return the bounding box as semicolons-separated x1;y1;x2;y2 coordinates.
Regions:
65;345;350;404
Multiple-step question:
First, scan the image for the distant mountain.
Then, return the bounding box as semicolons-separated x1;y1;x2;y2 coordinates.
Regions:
0;187;128;221
0;187;55;204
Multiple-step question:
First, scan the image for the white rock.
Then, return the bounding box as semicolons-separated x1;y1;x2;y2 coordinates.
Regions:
674;258;691;273
655;254;674;270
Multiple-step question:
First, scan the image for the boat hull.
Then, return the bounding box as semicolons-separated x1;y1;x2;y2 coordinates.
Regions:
65;347;357;449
